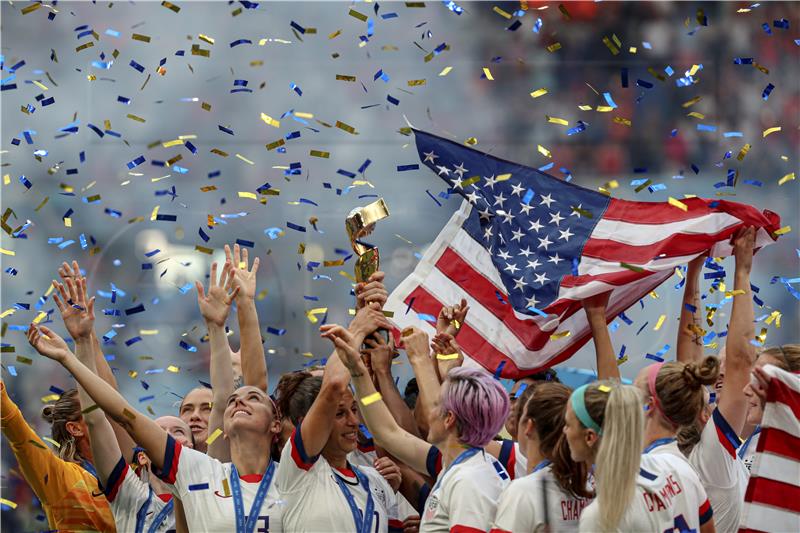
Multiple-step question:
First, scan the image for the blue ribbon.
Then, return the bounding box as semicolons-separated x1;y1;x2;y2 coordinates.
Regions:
230;461;276;533
333;465;374;533
135;489;174;533
643;437;676;454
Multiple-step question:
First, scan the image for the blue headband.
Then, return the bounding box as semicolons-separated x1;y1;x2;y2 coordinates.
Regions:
571;384;603;435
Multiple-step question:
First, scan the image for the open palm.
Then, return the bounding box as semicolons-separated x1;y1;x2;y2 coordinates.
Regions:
196;261;238;327
226;243;259;301
53;277;95;340
27;325;72;363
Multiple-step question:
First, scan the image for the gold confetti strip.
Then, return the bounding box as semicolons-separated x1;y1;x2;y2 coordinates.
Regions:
335;120;357;134
461;176;481;188
206;428;223;445
339;270;357;282
530;88;548;98
195;245;213;254
482;67;494;81
201;102;212;111
266;139;285;151
668;197;688;211
493;6;512;18
132;33;151;43
438;66;453;76
310;150;330;158
596;106;614;113
235;154;254;165
687;111;705;119
200;185;217;192
21;2;42;14
349;8;368;21
766;310;782;328
613;117;632;127
496;173;512;182
64;218;72;228
127;114;146;123
191;44;210;57
238;191;258;200
122;409;137;420
32;80;48;91
0;248;16;256
736;144;751;161
260;113;280;127
336;74;356;82
221;479;231;497
168;365;180;373
550;331;571;340
198;34;215;45
682;96;702;108
602;36;619;55
465;137;478;146
620;262;645;273
41;394;60;403
33;311;48;324
407;79;426;86
140;329;159;335
654;314;667;331
0;498;18;509
778;172;795;186
323;259;345;267
360;392;383;406
43;437;60;448
328;29;342;39
546;116;569;126
163;139;184;148
773;225;791;236
395;234;413;244
15;356;32;365
82;404;100;414
762;126;781;137
76;42;94;53
578;104;593;111
597;385;612;393
537;145;551;158
162;1;181;13
436;353;460;360
546;42;562;53
0;309;15;318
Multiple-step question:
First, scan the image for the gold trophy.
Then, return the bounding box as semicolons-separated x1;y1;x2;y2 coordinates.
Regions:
346;198;391;348
346;198;390;283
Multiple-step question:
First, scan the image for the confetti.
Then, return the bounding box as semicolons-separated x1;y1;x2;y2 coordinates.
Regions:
762;126;781;137
206;428;223;445
778;172;795;185
360;392;382;406
436;353;460;360
668;197;688;211
482;67;494;81
654;314;667;330
530;88;548;98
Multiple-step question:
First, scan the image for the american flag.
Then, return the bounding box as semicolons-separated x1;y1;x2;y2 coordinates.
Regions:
385;130;781;378
739;364;800;532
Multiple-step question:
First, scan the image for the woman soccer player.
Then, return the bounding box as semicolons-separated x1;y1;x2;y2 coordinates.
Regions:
492;382;593;532
564;381;715;532
275;304;404;533
320;323;511;532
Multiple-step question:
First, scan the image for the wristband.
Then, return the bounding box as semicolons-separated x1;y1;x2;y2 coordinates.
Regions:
360;392;382;406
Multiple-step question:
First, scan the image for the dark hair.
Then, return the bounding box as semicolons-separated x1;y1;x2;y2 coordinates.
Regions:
524;368;560;383
524;383;591;498
275;371;323;426
41;389;84;463
404;378;419;409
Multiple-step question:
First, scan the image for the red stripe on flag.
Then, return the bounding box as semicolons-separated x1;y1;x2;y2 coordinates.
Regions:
602;198;780;231
744;477;800;512
766;377;800;419
755;427;800;461
582;226;742;264
559;267;653;289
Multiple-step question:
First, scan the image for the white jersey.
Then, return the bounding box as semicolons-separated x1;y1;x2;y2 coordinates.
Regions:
277;426;402;533
492;461;592;532
349;440;418;522
105;456;175;532
580;452;713;532
420;446;510;532
738;429;760;473
689;407;749;532
154;435;283;532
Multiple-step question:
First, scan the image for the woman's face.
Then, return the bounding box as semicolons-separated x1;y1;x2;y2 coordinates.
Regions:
742;353;782;426
563;402;596;463
322;389;360;456
223;386;277;437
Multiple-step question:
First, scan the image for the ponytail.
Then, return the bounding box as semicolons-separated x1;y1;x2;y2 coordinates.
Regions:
592;383;644;532
525;382;591;498
41;389;84;464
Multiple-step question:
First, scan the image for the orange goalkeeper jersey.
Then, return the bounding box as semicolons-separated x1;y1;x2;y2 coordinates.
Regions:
1;383;116;532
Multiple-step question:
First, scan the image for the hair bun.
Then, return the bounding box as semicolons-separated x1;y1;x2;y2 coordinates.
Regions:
683;356;720;389
41;405;55;424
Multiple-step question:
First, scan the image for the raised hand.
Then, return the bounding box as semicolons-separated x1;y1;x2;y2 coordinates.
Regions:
320;324;367;375
364;333;395;376
355;271;388;310
196;261;239;327
349;302;393;344
401;327;431;361
436;298;469;337
582;290;611;316
226;243;259;302
431;332;464;378
52;276;96;340
27;324;73;364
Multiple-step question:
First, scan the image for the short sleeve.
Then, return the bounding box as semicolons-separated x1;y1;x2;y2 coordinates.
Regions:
106;458;150;517
425;445;443;479
689;408;742;488
153;434;220;495
276;425;322;494
444;474;500;533
103;456;132;503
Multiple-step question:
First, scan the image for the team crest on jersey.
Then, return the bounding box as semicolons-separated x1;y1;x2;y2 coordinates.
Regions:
423;494;439;521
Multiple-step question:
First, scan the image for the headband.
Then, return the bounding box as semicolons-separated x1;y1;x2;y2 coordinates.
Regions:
571;384;603;435
647;363;680;427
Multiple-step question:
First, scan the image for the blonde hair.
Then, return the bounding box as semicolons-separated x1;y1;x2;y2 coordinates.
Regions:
592;383;644;532
41;389;84;464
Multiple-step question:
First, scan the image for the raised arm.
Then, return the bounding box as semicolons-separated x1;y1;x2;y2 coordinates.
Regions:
435;298;469;339
227;244;268;392
196;260;239;461
404;328;443;430
366;334;420;437
27;324;170;471
718;227;756;435
355;271;389;310
677;255;705;364
299;303;392;458
50;277;123;485
583;291;620;380
58;261;138;462
430;332;465;383
321;324;433;476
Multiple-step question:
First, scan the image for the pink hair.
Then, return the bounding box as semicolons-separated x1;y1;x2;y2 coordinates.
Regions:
441;367;509;447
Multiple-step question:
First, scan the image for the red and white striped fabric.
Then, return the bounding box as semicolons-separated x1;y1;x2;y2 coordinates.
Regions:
385;198;780;379
739;364;800;533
